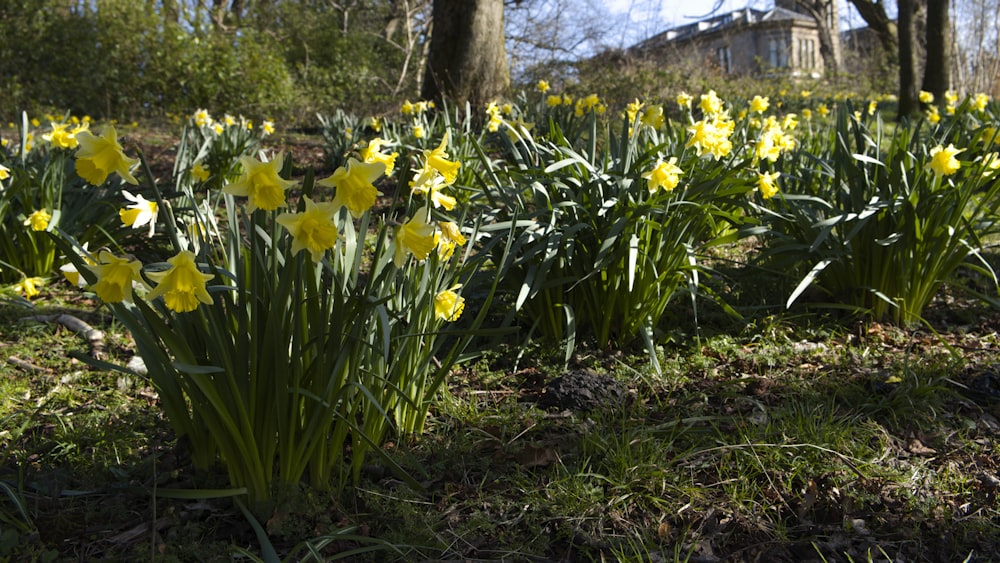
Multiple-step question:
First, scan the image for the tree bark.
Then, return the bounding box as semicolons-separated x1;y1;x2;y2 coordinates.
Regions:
421;0;509;110
921;0;950;102
847;0;898;54
898;0;921;117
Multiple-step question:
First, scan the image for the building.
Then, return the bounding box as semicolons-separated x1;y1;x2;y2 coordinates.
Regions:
629;1;840;78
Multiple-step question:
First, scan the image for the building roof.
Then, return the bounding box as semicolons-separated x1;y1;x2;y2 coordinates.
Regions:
631;6;815;52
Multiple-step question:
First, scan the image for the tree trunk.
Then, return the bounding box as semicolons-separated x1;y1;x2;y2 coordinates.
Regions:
898;0;921;117
847;0;898;54
921;0;950;102
421;0;509;110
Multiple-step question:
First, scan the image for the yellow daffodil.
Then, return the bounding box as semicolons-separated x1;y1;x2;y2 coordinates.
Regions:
979;152;1000;178
749;95;769;114
0;164;10;182
412;121;425;139
261;120;275;136
24;209;51;231
686;116;734;160
318;157;385;219
359;138;398;176
401;100;415;115
119;190;159;237
434;285;465;322
640;105;665;129
411;172;457;210
926;105;941;124
193;109;213;127
802;108;813;120
43;122;80;149
393;207;436;267
642;157;683;193
926;144;964;177
223;152;296;212
145;251;214;313
276;196;339;262
14;276;44;299
757;171;781;199
537;80;550;93
974;93;990;112
436;220;467;260
676;91;693;110
486;102;504;132
59;244;92;288
86;250;144;303
699;90;724;116
546;95;562;107
191;162;211;182
574;94;603;116
800;90;811;98
423;132;461;184
817;104;830;117
919;90;934;104
74;125;139;185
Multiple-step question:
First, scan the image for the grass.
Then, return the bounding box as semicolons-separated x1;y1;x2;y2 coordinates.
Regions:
2;258;1000;561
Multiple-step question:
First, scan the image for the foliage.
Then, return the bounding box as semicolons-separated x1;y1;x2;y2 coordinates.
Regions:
760;99;1000;324
0;113;127;285
58;125;510;511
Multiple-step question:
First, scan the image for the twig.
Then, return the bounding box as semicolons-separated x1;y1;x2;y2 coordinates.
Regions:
7;356;49;373
22;314;106;360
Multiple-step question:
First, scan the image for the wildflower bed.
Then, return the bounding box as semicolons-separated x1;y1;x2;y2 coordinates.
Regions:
2;88;1000;561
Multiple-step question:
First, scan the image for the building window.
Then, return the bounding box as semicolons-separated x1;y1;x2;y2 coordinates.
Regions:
768;38;787;68
717;46;732;73
797;38;816;69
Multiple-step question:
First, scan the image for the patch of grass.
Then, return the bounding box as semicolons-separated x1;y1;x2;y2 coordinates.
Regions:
2;283;999;561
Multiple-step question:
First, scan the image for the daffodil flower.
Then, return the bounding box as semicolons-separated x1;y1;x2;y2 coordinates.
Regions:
86;250;144;303
434;285;465;321
749;96;769;114
119;190;159;237
191;162;211;182
74;125;139;185
642;158;683;193
43;122;80;149
146;251;214;313
318;157;385;219
0;164;10;182
393;207;436;267
24;209;52;231
640;105;664;129
926;144;964;177
423;132;461;183
193;109;213;127
436;220;467;260
699;90;724;116
410;171;457;210
223;153;297;212
276;197;339;262
757;171;781;199
14;276;44;299
359;138;398;175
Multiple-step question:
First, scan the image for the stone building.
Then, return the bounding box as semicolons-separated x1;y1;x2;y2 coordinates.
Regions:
629;1;840;78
